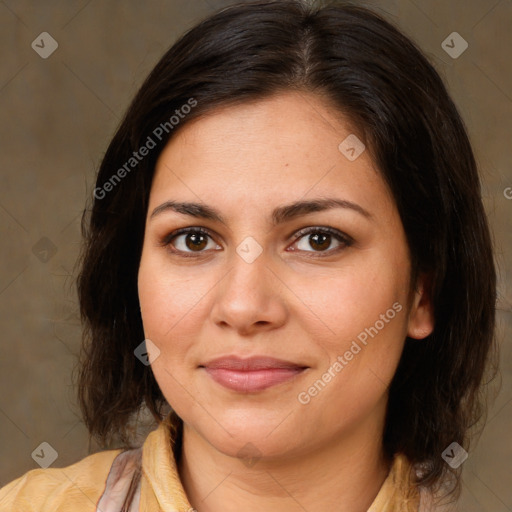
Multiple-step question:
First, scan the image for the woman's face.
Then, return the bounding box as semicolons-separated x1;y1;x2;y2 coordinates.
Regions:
138;91;433;461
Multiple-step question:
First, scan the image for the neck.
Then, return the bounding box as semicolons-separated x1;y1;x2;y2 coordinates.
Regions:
178;408;391;512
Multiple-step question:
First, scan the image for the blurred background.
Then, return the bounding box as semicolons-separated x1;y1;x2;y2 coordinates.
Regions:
0;0;510;509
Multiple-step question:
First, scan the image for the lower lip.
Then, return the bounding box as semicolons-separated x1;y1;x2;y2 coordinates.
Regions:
203;367;306;392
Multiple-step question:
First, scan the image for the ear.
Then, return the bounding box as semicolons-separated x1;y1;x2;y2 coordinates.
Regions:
407;273;434;340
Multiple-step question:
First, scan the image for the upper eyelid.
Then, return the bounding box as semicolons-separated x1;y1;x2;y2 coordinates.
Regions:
294;226;352;242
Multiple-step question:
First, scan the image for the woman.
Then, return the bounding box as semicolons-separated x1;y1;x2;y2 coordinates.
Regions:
0;0;497;511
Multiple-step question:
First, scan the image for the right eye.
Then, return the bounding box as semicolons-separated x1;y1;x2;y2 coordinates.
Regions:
160;227;222;257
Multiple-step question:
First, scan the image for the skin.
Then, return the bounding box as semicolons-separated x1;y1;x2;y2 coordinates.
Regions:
137;91;434;512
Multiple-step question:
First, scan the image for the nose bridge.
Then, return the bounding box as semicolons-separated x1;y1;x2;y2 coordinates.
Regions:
210;237;286;332
223;239;273;302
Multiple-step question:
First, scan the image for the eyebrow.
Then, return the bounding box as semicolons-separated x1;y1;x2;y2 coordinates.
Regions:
149;197;372;225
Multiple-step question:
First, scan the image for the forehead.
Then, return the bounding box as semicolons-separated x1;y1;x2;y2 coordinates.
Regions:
149;91;393;219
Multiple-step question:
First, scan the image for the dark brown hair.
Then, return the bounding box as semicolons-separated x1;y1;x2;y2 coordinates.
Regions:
75;0;497;501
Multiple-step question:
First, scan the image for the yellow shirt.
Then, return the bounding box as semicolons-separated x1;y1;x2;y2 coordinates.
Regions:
0;412;422;511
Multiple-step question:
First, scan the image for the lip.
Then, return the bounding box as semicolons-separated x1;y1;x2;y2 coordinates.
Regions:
200;356;308;393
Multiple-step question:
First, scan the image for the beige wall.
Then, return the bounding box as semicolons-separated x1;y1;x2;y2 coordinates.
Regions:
0;0;510;509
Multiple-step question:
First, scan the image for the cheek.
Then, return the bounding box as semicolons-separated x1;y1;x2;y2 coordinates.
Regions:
138;261;194;387
137;255;206;412
298;253;410;408
304;259;408;349
138;252;212;340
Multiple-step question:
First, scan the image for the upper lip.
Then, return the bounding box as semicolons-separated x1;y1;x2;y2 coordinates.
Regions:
201;355;308;371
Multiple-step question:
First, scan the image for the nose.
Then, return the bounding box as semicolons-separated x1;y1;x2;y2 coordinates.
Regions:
209;244;288;337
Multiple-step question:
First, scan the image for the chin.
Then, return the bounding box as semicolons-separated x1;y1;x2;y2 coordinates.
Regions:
213;432;298;464
195;411;302;460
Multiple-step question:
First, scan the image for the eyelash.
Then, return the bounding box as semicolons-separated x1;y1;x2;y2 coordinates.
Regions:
159;226;353;258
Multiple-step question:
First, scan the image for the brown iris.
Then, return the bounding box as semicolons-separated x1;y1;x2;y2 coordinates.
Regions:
308;232;331;251
185;232;209;251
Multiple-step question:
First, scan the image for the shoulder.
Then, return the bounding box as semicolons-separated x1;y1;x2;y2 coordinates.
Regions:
0;447;123;512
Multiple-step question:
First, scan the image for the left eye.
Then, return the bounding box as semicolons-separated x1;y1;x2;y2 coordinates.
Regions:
161;227;352;257
291;227;352;254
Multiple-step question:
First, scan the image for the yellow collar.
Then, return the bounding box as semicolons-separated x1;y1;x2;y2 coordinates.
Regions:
140;411;420;512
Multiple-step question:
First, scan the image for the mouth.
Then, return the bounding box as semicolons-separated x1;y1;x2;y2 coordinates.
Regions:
200;355;309;393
